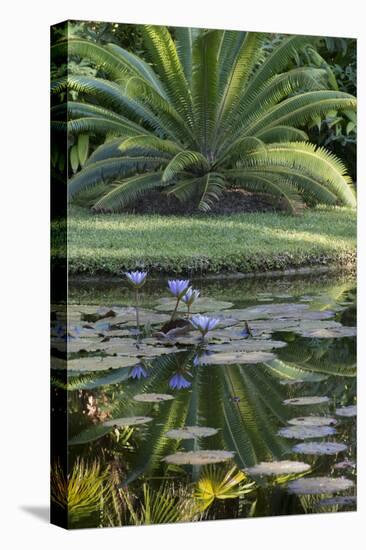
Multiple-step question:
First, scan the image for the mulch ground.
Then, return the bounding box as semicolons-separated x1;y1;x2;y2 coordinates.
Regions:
123;189;278;215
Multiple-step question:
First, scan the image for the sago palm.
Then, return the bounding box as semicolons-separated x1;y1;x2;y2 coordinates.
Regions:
51;26;357;212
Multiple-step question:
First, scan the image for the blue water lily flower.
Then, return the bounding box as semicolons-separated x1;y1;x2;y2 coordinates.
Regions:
129;365;148;379
182;288;200;306
190;314;220;337
125;270;148;288
169;373;191;390
168;279;190;299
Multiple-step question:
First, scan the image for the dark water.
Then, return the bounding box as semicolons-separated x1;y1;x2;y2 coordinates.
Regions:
51;273;356;528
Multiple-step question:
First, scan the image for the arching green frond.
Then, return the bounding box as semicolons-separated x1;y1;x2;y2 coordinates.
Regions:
92;172;164;211
240;141;356;206
174;26;201;85
217;30;247;94
215;32;266;138
165;176;204;203
56;117;148;138
257;126;309;142
118;135;183;158
224;165;339;205
191;30;221;154
230;67;329;137
105;42;167;96
52;101;135;127
244;34;316;98
68;157;167;199
245;90;356;135
216;136;267;166
162;151;209;183
229;172;305;214
197;172;226;211
140;25;193;124
85;138;126;165
52;38;163;94
52;75;172;137
123;76;195;144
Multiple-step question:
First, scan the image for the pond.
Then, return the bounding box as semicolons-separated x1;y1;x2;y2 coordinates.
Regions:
51;273;357;528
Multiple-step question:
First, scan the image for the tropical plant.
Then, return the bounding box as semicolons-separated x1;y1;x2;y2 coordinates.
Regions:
194;465;255;512
51;458;110;525
51;26;357;213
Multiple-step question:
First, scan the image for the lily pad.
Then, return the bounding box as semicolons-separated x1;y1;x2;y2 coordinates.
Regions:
155;297;234;313
133;393;174;403
287;476;354;495
336;405;357;417
95;339;181;356
246;460;311;476
292;442;347;455
199;351;276;365
288;416;337;427
208;339;287;353
334;460;356;470
69;424;112;445
51;338;102;353
221;303;310;321
165;426;219;440
67;355;140;372
316;496;356;507
278;425;336;439
284;396;330;406
298;326;356;338
103;416;153;428
162;450;234;465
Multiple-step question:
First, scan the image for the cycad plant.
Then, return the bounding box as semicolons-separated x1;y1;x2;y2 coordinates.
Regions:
51;26;357;212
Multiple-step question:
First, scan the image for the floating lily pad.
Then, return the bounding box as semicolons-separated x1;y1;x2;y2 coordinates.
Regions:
292;442;347;455
199;351;275;365
165;426;219;440
133;393;174;403
284;396;330;406
162;450;234;465
336;405;357;417
278;425;336;439
246;460;311;476
316;496;356;507
95;338;181;356
334;460;356;470
103;416;153;428
288;416;337;427
221;303;310;321
155;297;234;313
51;338;102;353
298;326;356;338
69;424;112;445
287;476;354;495
67;355;140;372
208;339;286;353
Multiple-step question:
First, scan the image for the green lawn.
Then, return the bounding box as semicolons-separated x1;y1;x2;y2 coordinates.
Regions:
57;206;356;276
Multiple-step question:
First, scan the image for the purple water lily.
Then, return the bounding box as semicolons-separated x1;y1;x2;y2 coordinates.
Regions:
168;279;190;320
168;279;190;298
190;314;220;337
125;270;148;288
169;372;191;390
125;271;147;338
182;288;200;315
129;365;148;380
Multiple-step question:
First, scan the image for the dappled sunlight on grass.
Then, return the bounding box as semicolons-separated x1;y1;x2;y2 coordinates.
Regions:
62;206;356;275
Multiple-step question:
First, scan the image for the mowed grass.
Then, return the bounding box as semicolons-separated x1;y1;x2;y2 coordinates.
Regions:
57;206;356;276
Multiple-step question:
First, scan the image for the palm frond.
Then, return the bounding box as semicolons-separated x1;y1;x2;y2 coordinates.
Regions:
257;126;309;142
141;25;193;124
92;172;164;211
162;151;209;183
68;157;166;198
174;27;201;85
